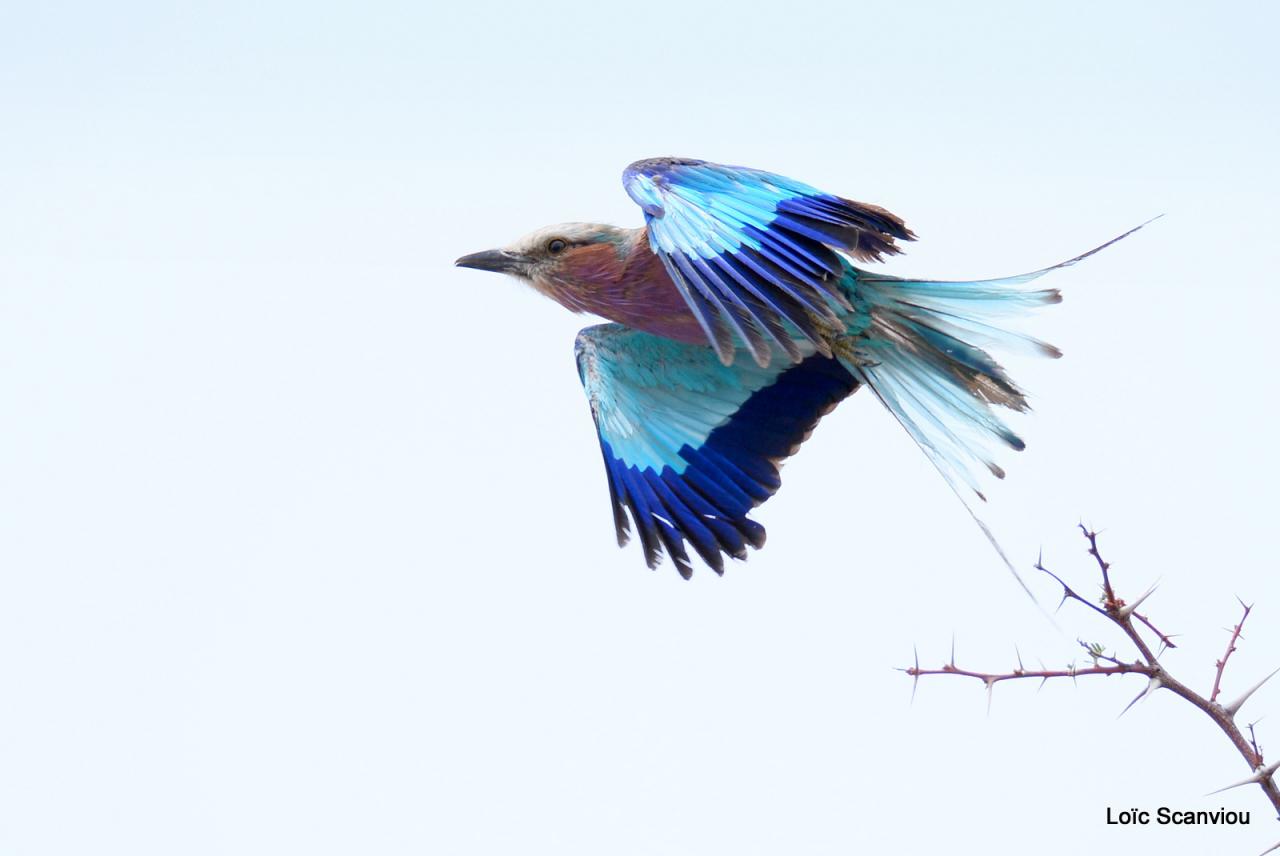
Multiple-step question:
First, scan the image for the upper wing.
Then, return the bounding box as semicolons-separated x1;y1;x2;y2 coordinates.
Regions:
622;157;914;368
575;323;859;578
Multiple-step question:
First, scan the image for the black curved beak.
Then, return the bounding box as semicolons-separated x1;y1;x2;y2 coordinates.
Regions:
454;249;524;274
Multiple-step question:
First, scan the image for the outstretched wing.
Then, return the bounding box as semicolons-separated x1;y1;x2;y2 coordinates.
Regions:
622;157;914;368
575;323;860;578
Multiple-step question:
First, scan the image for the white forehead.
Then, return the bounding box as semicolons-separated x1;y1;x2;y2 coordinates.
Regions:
507;222;611;253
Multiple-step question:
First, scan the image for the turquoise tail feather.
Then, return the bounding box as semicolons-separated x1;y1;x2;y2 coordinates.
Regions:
839;222;1155;588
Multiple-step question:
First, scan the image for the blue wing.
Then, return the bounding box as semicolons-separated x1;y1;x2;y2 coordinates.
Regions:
622;157;914;368
575;323;859;578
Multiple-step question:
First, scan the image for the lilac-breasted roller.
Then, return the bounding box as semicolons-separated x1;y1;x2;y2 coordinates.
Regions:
456;157;1142;579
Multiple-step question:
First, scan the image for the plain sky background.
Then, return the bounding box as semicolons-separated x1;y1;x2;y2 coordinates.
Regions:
2;1;1278;853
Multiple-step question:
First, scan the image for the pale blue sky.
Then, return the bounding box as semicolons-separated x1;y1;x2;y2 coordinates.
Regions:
2;2;1278;854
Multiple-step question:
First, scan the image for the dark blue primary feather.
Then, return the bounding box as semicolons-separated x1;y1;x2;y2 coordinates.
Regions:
622;157;914;368
577;324;858;578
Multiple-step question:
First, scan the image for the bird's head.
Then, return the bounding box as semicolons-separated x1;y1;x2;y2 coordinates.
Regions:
455;223;638;295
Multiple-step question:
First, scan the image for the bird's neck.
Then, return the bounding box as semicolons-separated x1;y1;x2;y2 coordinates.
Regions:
542;229;707;345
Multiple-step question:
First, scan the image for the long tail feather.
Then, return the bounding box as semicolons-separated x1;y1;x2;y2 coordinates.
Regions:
844;221;1156;591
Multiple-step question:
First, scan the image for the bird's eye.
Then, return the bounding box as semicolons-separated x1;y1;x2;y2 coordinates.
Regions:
547;239;567;254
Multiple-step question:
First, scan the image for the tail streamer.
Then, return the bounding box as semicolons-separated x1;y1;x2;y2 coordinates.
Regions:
844;220;1158;595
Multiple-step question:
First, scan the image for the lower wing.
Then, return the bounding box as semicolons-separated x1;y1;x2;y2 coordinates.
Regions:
575;323;860;578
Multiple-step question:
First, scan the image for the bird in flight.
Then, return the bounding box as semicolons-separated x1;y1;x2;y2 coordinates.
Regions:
457;157;1142;579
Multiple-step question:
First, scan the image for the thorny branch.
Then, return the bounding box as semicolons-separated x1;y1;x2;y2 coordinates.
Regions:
1214;601;1255;704
904;525;1280;844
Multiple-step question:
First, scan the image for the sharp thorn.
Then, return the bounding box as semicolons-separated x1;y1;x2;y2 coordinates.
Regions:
1226;668;1280;717
1118;675;1162;718
1208;761;1280;796
1207;774;1263;796
911;645;920;704
1118;581;1159;618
